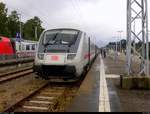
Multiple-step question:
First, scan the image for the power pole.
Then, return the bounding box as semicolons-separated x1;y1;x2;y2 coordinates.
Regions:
126;0;149;76
16;13;22;52
17;13;22;39
35;19;39;41
115;39;118;62
35;26;38;40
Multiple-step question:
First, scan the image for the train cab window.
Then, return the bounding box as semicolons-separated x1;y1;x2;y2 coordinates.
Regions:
43;31;59;45
43;30;79;45
0;37;2;42
59;30;78;45
59;33;78;45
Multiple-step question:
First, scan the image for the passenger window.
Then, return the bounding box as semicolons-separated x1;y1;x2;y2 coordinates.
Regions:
32;45;35;50
26;45;30;50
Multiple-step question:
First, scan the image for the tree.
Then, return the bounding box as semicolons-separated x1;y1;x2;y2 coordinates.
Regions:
0;2;45;40
0;2;10;36
23;16;44;41
7;10;20;37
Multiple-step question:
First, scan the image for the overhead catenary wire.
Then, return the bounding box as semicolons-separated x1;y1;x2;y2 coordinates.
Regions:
73;0;97;39
69;0;88;30
4;0;93;32
75;0;89;26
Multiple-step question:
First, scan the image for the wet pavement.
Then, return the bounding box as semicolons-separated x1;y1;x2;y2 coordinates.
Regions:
106;76;122;112
104;53;150;112
66;53;150;112
66;55;122;112
66;56;100;112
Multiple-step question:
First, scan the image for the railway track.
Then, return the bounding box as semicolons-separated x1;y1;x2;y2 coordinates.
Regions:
4;82;79;112
0;66;33;83
3;71;86;112
2;58;93;112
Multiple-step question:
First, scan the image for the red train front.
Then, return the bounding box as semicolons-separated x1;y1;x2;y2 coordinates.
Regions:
0;36;14;55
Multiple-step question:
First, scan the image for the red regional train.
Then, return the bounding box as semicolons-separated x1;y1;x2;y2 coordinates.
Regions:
0;36;37;58
0;36;14;55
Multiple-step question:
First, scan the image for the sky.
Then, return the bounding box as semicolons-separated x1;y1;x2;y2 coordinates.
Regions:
1;0;150;47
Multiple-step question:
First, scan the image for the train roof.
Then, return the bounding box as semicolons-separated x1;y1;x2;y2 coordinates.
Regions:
44;28;82;32
10;38;37;43
0;36;11;42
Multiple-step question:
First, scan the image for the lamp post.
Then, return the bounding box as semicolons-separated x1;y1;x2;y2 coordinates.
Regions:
112;36;118;62
34;20;40;41
35;26;38;40
16;13;22;53
17;13;22;39
117;31;123;53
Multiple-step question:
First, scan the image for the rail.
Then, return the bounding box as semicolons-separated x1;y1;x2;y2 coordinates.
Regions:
0;66;33;83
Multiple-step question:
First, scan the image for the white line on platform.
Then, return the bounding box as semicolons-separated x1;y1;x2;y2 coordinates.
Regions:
106;74;120;78
99;56;111;112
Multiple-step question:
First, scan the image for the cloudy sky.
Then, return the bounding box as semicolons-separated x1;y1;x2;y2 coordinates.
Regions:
1;0;150;47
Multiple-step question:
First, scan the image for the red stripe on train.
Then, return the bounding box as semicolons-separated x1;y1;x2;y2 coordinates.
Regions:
84;52;95;59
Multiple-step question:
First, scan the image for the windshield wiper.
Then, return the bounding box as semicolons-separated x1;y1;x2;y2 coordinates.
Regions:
43;33;59;52
44;33;59;46
61;40;69;45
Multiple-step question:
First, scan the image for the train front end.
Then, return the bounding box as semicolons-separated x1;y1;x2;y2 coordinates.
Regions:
34;29;82;79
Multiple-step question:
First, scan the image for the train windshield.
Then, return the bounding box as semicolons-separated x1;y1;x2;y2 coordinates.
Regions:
43;30;79;46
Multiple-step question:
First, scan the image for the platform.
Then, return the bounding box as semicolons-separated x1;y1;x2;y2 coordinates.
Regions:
66;55;121;112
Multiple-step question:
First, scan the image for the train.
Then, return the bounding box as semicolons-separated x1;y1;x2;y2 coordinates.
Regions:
33;28;99;81
13;39;38;58
0;36;14;55
0;36;38;58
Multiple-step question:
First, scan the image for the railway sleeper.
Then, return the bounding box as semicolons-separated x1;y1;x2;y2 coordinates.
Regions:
16;89;66;112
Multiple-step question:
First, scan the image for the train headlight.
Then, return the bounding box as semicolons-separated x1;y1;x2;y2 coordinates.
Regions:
37;53;44;60
67;54;76;60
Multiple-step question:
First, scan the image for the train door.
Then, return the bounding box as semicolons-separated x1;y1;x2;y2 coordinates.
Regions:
88;37;91;65
10;40;16;54
0;37;3;55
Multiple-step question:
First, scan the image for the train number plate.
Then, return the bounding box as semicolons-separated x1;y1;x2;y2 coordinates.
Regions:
51;56;59;61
